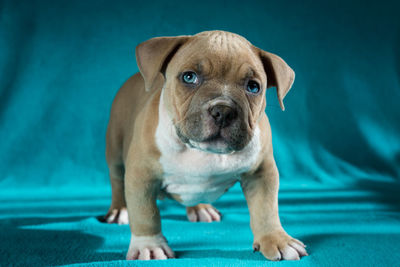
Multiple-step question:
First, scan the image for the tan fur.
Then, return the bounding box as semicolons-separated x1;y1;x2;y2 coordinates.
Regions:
105;30;306;261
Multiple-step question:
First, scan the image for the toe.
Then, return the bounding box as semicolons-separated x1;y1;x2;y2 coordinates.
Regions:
186;204;221;222
152;247;168;260
117;208;129;225
105;209;118;223
289;240;308;256
259;243;282;261
104;208;129;224
138;248;151;260
162;244;175;258
207;207;221;221
280;245;300;260
126;249;139;260
293;238;306;248
198;208;212;222
187;210;198;222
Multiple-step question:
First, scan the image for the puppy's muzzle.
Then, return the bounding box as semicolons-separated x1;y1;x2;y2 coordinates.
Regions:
209;104;238;128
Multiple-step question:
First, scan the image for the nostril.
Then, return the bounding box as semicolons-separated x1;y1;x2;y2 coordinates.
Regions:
211;110;222;120
209;105;237;127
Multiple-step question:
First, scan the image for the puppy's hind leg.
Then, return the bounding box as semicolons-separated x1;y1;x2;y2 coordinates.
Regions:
186;203;221;222
103;164;129;225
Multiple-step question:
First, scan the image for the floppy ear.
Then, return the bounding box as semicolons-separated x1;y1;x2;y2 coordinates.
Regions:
135;36;190;91
257;49;295;111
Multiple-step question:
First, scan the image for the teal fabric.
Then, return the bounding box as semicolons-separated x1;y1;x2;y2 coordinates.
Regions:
1;0;399;266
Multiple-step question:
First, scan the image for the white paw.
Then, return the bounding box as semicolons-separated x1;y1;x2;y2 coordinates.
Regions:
186;204;221;222
104;207;129;225
126;233;175;260
254;230;308;261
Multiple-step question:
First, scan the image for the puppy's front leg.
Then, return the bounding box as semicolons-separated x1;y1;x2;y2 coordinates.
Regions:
124;164;174;260
241;157;307;261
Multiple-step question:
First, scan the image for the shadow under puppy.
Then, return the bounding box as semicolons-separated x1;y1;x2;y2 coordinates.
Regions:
104;30;307;261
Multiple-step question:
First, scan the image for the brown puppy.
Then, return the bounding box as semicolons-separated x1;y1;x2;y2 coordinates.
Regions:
104;30;307;261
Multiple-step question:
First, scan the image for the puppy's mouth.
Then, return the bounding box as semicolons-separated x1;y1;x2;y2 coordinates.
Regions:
176;127;236;154
188;134;234;154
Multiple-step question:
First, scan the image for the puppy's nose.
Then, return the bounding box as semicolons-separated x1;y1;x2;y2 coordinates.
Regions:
209;104;237;128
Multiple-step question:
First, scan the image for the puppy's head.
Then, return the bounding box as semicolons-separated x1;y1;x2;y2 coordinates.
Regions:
136;31;294;154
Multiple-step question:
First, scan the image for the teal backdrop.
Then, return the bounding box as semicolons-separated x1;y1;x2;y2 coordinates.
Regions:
1;0;399;266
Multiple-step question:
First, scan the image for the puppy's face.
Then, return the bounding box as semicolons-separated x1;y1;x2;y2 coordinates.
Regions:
136;31;295;154
163;33;267;154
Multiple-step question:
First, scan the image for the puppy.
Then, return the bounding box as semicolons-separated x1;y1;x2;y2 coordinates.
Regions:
104;30;307;261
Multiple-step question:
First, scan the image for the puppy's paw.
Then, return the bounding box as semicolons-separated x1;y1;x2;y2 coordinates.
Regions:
103;207;129;225
254;230;307;261
186;203;221;222
126;233;175;260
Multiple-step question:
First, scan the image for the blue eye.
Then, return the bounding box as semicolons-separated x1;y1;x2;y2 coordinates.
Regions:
246;80;260;94
182;71;198;84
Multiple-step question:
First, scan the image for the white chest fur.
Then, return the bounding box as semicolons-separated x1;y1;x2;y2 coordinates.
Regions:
155;90;261;206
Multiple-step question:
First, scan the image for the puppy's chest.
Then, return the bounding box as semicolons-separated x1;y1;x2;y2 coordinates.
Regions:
159;149;253;206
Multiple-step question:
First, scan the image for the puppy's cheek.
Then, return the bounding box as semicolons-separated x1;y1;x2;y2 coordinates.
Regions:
223;121;251;151
175;124;190;144
181;114;210;141
230;108;252;149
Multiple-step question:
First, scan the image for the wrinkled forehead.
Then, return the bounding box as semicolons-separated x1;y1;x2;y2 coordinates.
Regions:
169;32;265;80
196;31;251;53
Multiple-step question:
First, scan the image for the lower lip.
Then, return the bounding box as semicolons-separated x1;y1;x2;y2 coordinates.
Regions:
188;138;233;154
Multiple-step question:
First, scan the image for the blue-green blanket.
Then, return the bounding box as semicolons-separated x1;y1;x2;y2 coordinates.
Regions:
1;0;399;266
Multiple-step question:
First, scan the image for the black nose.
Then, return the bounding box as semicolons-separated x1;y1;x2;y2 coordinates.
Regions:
209;105;238;128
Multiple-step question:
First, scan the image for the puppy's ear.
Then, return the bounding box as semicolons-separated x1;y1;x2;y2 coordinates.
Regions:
136;36;190;91
256;48;295;111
